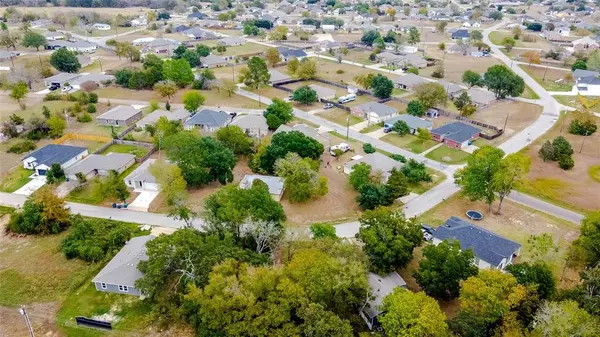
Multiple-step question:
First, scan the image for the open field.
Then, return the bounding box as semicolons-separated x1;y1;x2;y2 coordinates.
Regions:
316;108;363;126
283;80;349;98
416;195;583;288
518;112;600;212
519;64;573;92
421;49;503;84
381;133;438;154
425;145;470;164
489;31;554;49
475;101;542;144
243;84;289;100
342;49;376;65
554;95;600;113
198;41;268;57
0;167;33;193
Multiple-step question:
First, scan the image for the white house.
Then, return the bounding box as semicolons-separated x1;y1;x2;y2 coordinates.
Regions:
573;69;600;95
21;144;88;176
124;159;159;192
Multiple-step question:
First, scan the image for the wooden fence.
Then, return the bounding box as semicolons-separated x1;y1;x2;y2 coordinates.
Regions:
54;133;112;145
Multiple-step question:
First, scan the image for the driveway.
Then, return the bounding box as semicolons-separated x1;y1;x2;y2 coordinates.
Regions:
128;190;159;212
13;175;46;196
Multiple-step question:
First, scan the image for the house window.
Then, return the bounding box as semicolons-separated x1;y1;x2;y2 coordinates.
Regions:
101;283;107;289
118;285;129;292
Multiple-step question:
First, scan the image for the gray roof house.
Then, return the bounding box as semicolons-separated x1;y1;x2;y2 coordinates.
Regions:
344;152;403;182
384;114;433;134
438;80;465;97
431;217;521;270
93;235;155;296
218;36;246;46
182;27;217;40
21;144;88;176
124;158;158;192
135;108;189;128
360;272;407;330
431;122;481;149
71;73;115;86
276;46;307;61
239;174;285;201
65;152;136;179
200;54;229;68
351;102;398;123
269;69;291;84
394;73;430;91
451;29;470;40
184;109;231;132
274;123;332;146
230;115;269;138
43;72;81;87
467;88;496;109
97;105;143;126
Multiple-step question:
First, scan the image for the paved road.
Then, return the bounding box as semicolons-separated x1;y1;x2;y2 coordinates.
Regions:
508;191;584;224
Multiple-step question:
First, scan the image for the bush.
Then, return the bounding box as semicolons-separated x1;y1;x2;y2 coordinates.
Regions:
61;215;139;262
406;67;419;75
72;102;82;113
66;94;79;102
7;140;36;154
363;143;376;153
558;155;574;170
8;187;70;235
88;92;98;103
391;154;406;163
43;92;63;101
77;113;92;123
86;103;97;113
569;117;597;136
336;69;344;74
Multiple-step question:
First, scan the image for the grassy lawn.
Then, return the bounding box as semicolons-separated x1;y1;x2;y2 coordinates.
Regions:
289;117;319;128
554;95;600;112
66;164;140;205
410;168;446;194
519;64;573;92
393;88;409;96
590;165;600;182
425;145;471;164
9;101;73;122
520;84;540;99
381;134;438;153
101;144;149;158
489;31;552;49
316;108;363;126
359;123;383;133
342;49;376;65
0;167;33;192
200;41;268;57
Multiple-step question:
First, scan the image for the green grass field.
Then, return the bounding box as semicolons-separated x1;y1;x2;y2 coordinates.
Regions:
381;134;437;154
425;145;471;164
316;108;363;126
0;167;33;192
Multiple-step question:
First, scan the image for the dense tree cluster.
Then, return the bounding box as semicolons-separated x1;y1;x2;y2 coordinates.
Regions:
8;186;70;235
252;131;324;174
538;136;575;170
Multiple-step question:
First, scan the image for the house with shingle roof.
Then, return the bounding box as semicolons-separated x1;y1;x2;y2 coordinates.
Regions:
97;105;143;126
467;88;496;109
431;217;521;270
200;54;229;68
351;101;398;123
93;235;155;296
430;122;481;149
276;46;307;61
124;158;159;192
573;69;600;95
184;109;231;132
269;69;291;84
65;152;136;180
218;36;246;46
384;114;433;134
135;108;189;128
344;152;404;182
230;115;269;138
239;174;285;201
21;144;88;176
394;73;430;91
360;272;407;331
438;80;465;98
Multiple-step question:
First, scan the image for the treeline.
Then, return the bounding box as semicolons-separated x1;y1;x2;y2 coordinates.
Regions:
0;0;178;9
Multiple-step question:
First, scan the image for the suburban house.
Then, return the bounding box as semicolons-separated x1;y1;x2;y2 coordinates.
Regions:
92;235;155;296
276;46;307;62
573;69;600;95
384;114;433;134
43;31;64;40
199;54;229;68
218;36;246;46
187;12;207;21
135;108;189;128
71;73;115;86
143;38;181;55
430;122;481;149
124;159;159;192
132;37;156;46
360;272;407;330
438;80;465;97
184;109;231;132
394;73;430;91
344;152;404;182
230;115;269;138
97;105;143;126
451;29;470;40
174;24;190;33
573;36;599;52
21;144;88;176
274;124;332;146
430;217;521;270
44;73;81;88
239;174;285;201
269;69;292;84
65;152;136;180
46;40;97;53
377;52;427;68
351;102;398;123
182;27;218;40
467;88;496;109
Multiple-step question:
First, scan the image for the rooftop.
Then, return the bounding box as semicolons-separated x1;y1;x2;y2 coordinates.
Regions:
92;235;155;287
431;122;481;143
239;174;285;196
97;105;141;121
22;144;87;167
184;109;230;127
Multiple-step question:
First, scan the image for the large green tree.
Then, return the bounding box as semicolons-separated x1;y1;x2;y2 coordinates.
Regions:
414;82;447;109
358;206;422;273
506;262;556;300
371;74;394;99
22;31;46;50
492;153;530;214
292;85;318;105
264;98;293;130
274;152;327;202
259;131;324;173
414;240;479;300
50;48;81;73
182;90;205;113
162;58;194;87
216;125;253;155
574;211;600;267
483;65;525;99
7;186;70;235
242;56;270;105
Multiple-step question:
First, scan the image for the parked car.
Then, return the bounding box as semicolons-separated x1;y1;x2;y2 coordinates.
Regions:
61;86;73;92
323;103;334;109
329;143;351;156
48;84;60;91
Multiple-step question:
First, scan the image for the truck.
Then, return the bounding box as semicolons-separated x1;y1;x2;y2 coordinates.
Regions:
329;143;351;156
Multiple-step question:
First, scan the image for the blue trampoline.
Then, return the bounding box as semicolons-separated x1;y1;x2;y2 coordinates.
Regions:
466;210;483;220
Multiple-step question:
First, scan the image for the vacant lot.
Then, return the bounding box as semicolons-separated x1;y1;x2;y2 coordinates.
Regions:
519;113;600;212
316;108;363;126
520;64;573;92
489;31;554;49
381;133;438;154
101;143;149;158
417;195;582;288
0;167;33;193
199;41;268;57
342;49;376;65
421;49;502;84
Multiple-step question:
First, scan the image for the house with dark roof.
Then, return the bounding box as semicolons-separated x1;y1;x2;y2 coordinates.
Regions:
239;174;285;201
431;217;521;270
276;46;307;62
360;272;407;330
351;102;398;123
93;235;155;296
65;153;136;180
187;12;207;21
384;114;433;134
199;54;228;68
21;144;88;176
573;69;600;95
97;105;143;126
451;29;470;40
430;122;481;149
174;24;190;33
184;109;231;132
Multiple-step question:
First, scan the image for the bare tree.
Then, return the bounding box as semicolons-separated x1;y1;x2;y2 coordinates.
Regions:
246;219;284;257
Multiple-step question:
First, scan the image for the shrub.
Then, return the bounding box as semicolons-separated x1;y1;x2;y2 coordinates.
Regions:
77;113;92;123
391;154;406;163
363;143;376;153
80;81;98;92
77;92;89;105
72;102;82;113
8;187;70;235
569;117;597;136
43;92;63;101
406;67;419;75
86;103;97;113
558;155;574;170
7;140;36;154
88;92;98;103
66;94;78;102
336;69;344;74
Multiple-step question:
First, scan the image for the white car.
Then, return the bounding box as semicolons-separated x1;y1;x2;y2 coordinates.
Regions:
61;86;73;92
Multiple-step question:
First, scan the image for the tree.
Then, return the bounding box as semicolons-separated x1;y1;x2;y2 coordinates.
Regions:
361;30;381;46
406;100;426;117
310;223;337;240
269;25;288;41
48;113;67;138
489;10;503;20
292;85;318;105
379;288;449;337
572;59;587;71
7;186;70;235
153;80;178;102
407;27;420;45
538;140;555;162
533;301;599;337
182;49;200;68
264;47;281;67
492;153;530;214
219;79;237;97
392;120;410;136
552;136;574;157
164;132;236;186
575;211;600;267
162;58;194;87
502;37;516;52
436;21;448;34
46;163;65;184
401;159;432;184
417;128;432;142
243;56;270;106
470;30;483;41
275;153;327;202
9;81;28;108
569;113;597;136
259;131;324;173
182;91;205;114
453;91;472;111
349;163;372;190
484;65;525;99
357;183;394;210
414;240;478;300
463;70;482;88
195;44;210;57
455;146;505;212
371;74;394;99
216;126;253;155
586;51;600;71
22;31;46;51
522;50;541;64
386;168;409;199
298;303;353;337
459;270;526;325
296;58;318;80
50;48;81;73
287;57;300;74
506;262;556;300
358;207;422;273
414;82;447;109
373;36;386;50
0;30;20;50
354;73;375;90
264;98;293;130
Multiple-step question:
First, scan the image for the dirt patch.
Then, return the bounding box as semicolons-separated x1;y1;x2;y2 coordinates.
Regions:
0;302;61;337
421;49;503;84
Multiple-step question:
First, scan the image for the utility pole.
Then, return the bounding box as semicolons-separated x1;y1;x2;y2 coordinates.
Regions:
19;306;35;337
346;116;350;140
542;64;549;81
503;110;511;131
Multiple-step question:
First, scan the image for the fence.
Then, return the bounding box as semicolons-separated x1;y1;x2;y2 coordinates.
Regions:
54;133;112;145
116;125;136;140
93;139;156;162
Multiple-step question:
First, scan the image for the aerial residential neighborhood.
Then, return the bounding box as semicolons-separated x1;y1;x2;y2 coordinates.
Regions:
0;0;598;336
